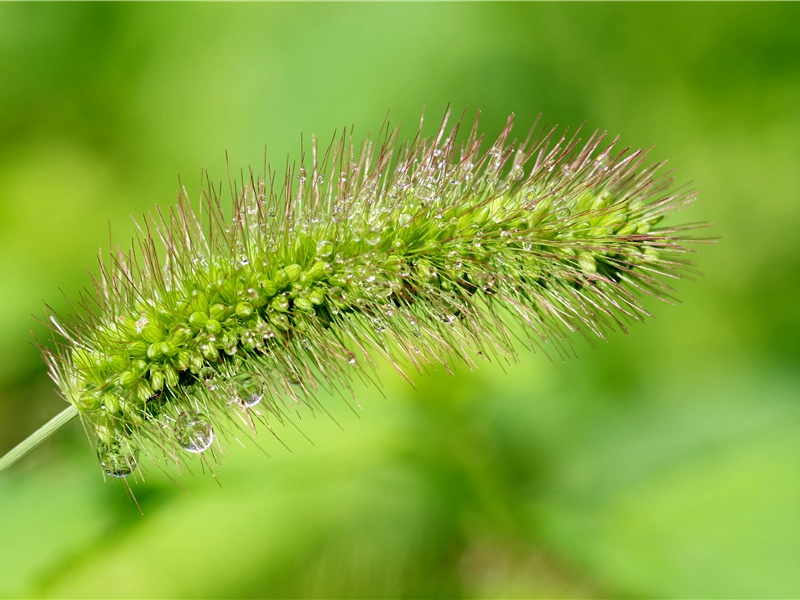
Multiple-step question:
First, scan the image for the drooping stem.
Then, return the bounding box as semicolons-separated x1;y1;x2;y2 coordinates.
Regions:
0;405;78;474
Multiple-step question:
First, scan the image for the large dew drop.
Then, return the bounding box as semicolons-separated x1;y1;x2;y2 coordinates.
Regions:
198;366;217;391
364;229;381;246
97;440;138;478
230;373;264;407
174;411;215;453
316;239;334;257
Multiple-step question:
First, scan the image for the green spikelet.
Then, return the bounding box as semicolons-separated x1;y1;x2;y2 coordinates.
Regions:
38;110;700;479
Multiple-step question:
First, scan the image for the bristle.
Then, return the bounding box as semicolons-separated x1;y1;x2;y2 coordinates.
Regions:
41;111;701;479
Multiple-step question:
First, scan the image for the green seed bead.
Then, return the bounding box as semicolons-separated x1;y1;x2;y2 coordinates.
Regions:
119;370;138;388
189;293;209;314
76;391;103;412
174;351;191;370
294;296;314;312
235;302;254;319
164;366;179;388
270;295;289;312
139;321;162;343
107;355;128;373
150;370;165;391
170;325;193;344
136;380;154;402
101;393;121;414
209;304;227;321
329;274;348;287
283;264;302;283
308;288;325;305
273;269;289;288
304;261;326;281
201;342;218;360
128;341;148;357
189;353;204;372
258;277;278;297
188;312;208;329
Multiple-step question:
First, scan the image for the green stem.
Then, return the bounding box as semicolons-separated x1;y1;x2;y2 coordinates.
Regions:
0;405;78;474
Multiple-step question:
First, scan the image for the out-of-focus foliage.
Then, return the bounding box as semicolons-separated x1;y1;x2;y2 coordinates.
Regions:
0;3;798;598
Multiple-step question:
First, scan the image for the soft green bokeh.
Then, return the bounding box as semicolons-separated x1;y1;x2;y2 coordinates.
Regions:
1;3;798;598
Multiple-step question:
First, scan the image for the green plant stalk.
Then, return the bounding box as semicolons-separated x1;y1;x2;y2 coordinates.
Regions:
4;110;702;479
0;405;77;473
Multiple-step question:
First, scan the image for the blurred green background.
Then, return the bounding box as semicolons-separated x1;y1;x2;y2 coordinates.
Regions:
1;3;798;598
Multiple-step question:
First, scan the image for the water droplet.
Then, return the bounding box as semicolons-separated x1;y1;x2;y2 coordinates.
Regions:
346;352;357;365
316;239;334;257
174;411;215;453
135;316;149;334
268;206;277;218
417;185;435;203
364;229;381;246
297;167;307;183
199;366;217;391
371;317;387;333
192;252;209;268
230;373;264;407
98;439;138;478
239;255;250;266
328;286;346;302
446;250;463;270
475;272;496;291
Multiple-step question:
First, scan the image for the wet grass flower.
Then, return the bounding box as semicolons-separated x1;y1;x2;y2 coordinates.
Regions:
1;110;702;480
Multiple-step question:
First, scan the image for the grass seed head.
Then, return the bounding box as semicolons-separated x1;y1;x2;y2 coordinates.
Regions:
40;110;701;479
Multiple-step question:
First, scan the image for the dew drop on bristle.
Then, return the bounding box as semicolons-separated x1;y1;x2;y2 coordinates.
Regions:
199;366;217;391
316;240;334;257
364;230;381;246
98;440;138;478
174;411;215;453
229;373;264;407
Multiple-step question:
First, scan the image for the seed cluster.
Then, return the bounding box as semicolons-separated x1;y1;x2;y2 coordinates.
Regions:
42;111;698;478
